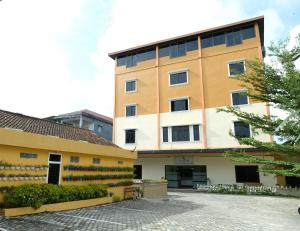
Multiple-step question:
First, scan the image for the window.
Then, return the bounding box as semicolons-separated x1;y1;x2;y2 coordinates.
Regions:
235;166;260;183
213;32;225;46
163;127;168;142
226;30;242;46
93;158;100;164
242;25;255;40
70;156;79;163
137;49;155;62
169;71;188;85
97;125;102;133
186;38;198;51
170;98;189;112
125;80;137;92
172;126;190;142
228;61;245;76
118;160;124;165
20;153;37;159
126;105;136;117
193;125;200;141
234;121;250;138
134;165;142;179
49;154;61;162
232;91;248;106
117;56;126;66
201;34;213;48
159;45;169;57
170;42;186;58
125;129;136;144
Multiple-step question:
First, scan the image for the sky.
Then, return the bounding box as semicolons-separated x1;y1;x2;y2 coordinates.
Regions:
0;0;299;118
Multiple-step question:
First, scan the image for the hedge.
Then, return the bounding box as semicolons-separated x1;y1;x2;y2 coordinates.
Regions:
4;184;108;209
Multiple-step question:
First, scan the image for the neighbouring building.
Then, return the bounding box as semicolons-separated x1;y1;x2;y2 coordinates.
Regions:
109;16;284;188
0;109;136;202
46;109;113;141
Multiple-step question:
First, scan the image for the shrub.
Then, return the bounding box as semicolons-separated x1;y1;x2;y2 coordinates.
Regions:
112;195;121;202
4;184;108;209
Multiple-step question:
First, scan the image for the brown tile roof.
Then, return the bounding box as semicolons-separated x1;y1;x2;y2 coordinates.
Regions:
0;109;117;147
55;109;113;124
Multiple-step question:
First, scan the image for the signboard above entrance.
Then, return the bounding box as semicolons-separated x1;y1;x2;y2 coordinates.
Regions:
175;156;193;165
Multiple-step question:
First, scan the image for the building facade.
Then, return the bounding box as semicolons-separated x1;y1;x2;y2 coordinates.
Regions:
46;109;113;141
0;109;136;202
109;16;280;188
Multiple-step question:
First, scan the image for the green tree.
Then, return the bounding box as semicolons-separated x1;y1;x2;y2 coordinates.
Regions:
218;34;300;177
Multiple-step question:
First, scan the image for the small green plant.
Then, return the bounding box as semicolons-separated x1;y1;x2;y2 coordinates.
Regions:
112;195;121;202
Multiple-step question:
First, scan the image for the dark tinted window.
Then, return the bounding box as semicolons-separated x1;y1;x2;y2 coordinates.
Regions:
213;32;225;46
93;158;100;164
163;127;168;142
186;38;198;51
234;121;250;138
125;129;136;143
20;153;38;159
49;154;61;162
126;55;133;67
70;156;79;163
171;99;188;112
178;42;186;56
159;45;169;57
126;105;136;117
137;49;155;62
201;35;213;48
117;56;126;66
170;71;187;85
229;61;245;76
172;126;190;142
242;25;255;39
193;125;200;141
170;43;186;58
232;92;248;105
126;80;136;92
235;166;259;183
226;30;242;46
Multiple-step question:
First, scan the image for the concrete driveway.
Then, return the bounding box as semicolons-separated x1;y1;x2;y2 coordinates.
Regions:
0;192;299;230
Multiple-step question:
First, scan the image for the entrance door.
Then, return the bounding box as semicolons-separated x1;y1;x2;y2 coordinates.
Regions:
48;154;61;184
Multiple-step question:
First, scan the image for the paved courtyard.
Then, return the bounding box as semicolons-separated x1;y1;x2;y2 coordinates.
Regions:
0;192;299;230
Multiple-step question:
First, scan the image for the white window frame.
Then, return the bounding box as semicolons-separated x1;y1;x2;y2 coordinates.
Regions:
169;96;190;112
47;153;62;185
227;59;246;77
162;124;201;143
125;128;136;145
232;121;252;138
169;69;189;87
230;89;249;106
125;103;137;117
125;79;137;93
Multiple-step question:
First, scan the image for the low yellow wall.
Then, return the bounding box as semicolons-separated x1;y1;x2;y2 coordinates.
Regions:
0;128;136;203
1;197;112;217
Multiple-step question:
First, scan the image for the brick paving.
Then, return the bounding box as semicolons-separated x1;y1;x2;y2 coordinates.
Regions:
0;192;299;230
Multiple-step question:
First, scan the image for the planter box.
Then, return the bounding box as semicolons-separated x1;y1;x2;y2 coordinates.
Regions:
0;197;112;217
142;182;168;198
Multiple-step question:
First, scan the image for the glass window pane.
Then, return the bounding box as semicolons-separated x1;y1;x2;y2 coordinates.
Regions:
117;56;126;66
234;121;250;138
213;32;225;46
229;61;245;76
233;30;242;45
172;126;190;142
163;127;168;142
193;125;200;141
159;45;169;57
232;92;248;105
178;42;186;57
126;80;136;92
126;55;133;67
170;44;178;58
186;38;198;51
226;31;234;46
242;25;255;39
126;105;136;117
171;99;188;112
201;35;213;48
170;72;187;85
125;129;135;143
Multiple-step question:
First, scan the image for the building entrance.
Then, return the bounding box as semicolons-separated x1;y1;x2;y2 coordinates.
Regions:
165;165;207;189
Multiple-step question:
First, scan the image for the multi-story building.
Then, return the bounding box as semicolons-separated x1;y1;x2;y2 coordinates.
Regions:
109;16;280;188
46;109;113;141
